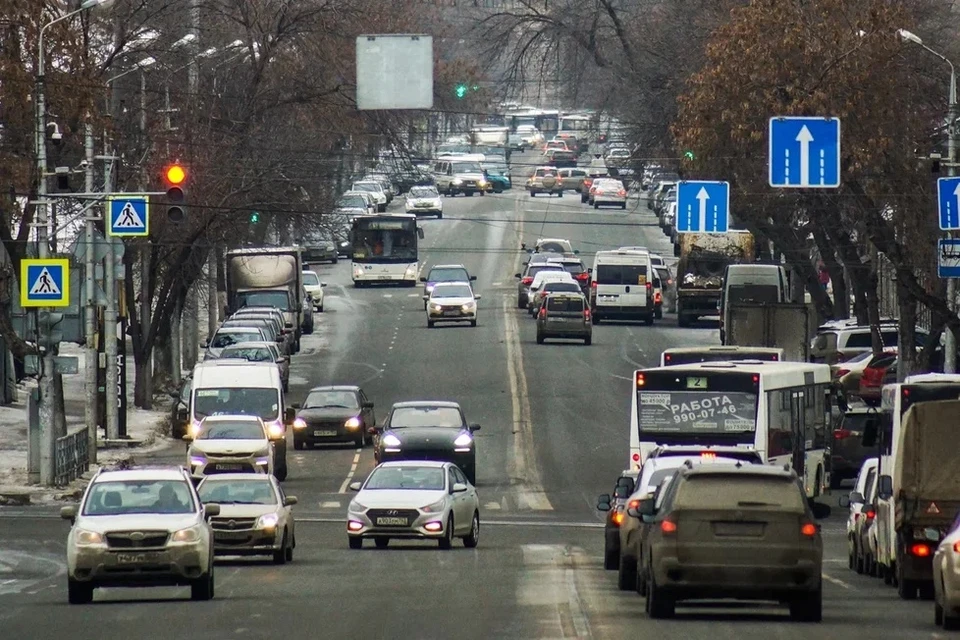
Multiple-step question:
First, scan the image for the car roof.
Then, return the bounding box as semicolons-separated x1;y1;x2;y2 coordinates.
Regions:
377;460;448;469
432;281;472;288
94;467;189;483
307;384;360;393
391;400;461;409
545;292;585;299
429;264;468;270
681;464;797;480
216;326;262;333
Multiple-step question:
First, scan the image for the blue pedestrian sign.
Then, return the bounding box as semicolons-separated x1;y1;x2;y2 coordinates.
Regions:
768;117;841;188
937;177;960;230
107;195;150;237
675;181;730;233
939;239;960;278
21;258;70;307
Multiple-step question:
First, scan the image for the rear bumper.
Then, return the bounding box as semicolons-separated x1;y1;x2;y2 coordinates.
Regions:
653;558;821;599
592;305;653;319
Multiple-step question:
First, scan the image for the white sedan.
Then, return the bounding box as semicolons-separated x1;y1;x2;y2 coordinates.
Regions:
346;461;480;549
591;178;628;209
934;518;960;629
424;281;481;328
405;185;443;219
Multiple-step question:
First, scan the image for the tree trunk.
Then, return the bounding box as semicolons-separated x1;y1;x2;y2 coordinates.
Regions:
865;246;884;354
897;276;917;381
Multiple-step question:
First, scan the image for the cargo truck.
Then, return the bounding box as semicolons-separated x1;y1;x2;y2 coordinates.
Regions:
676;231;755;327
225;247;305;352
723;301;814;362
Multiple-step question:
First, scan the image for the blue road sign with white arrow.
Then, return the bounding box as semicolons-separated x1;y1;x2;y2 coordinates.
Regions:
676;181;730;233
938;177;960;231
768;117;841;188
107;195;150;237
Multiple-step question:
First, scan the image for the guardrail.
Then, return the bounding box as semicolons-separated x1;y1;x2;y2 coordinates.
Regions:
55;428;89;487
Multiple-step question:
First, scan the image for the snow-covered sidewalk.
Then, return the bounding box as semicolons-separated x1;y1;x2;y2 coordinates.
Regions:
0;343;175;504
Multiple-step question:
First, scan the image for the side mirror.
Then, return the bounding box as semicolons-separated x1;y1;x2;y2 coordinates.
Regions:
877;475;893;501
181;434;193;442
573;249;579;255
168;391;180;399
637;498;656;517
362;401;374;410
849;491;865;505
422;295;430;301
60;505;77;522
596;493;611;511
321;283;327;288
200;341;209;349
811;502;831;519
348;481;362;492
468;423;481;431
452;482;468;493
469;275;477;281
204;503;221;518
417;227;424;240
419;277;427;282
514;273;522;279
278;356;288;363
367;426;378;435
284;496;298;506
285;407;296;423
474;294;482;300
276;335;285;343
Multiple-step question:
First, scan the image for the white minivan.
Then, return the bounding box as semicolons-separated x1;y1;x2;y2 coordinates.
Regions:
589;250;655;325
719;264;787;342
188;360;294;481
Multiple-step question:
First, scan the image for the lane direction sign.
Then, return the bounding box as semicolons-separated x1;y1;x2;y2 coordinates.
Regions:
768;117;841;188
21;258;69;307
939;239;960;278
107;195;149;237
937;177;960;230
676;181;730;233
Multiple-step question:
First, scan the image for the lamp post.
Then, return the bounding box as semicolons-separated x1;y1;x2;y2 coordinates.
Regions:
898;29;959;373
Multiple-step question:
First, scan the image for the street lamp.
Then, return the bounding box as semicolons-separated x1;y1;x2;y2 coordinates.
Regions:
898;28;959;372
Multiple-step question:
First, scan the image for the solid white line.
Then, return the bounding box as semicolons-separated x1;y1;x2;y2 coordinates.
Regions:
492;282;502;286
821;572;851;590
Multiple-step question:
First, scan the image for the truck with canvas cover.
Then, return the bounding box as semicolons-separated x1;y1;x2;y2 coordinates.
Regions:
676;231;755;327
724;301;814;362
225;247;304;352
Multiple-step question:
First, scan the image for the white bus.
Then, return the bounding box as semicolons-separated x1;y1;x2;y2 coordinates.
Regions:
350;214;424;287
629;360;833;499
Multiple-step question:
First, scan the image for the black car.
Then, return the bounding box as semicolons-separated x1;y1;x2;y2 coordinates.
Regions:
596;470;639;570
372;401;480;483
291;385;376;449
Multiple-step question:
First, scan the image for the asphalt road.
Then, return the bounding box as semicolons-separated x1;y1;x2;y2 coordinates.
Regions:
0;151;944;638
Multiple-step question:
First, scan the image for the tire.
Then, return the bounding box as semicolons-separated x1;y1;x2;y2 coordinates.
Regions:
789;585;822;622
581;195;587;203
647;572;675;619
677;313;690;328
621;203;626;210
191;570;215;601
636;558;647;596
293;440;304;451
355;434;364;448
348;536;363;549
529;190;536;197
318;304;323;313
427;320;435;328
285;540;294;562
644;315;654;326
655;308;662;320
332;257;338;264
470;320;477;327
854;542;864;574
584;335;592;345
594;203;599;209
283;382;289;393
936;600;944;627
479;190;485;196
617;553;637;591
437;213;442;219
591;312;600;325
921;584;936;601
517;297;526;310
463;512;480;548
67;579;93;605
898;564;918;600
536;332;545;344
883;565;894;585
273;532;288;564
374;537;390;549
946;611;960;631
603;539;618;570
439;516;454;550
275;465;288;482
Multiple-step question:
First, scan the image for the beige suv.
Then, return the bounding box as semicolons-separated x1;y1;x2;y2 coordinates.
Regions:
526;166;562;197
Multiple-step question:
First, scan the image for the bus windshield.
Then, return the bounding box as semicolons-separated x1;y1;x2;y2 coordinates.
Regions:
637;372;758;438
352;218;418;263
193;387;280;422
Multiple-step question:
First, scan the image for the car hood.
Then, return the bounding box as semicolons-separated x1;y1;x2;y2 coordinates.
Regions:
76;513;201;534
297;407;359;421
208;503;279;519
355;489;447;509
303;284;323;294
384;427;466;443
190;439;269;455
336;206;367;216
428;296;475;306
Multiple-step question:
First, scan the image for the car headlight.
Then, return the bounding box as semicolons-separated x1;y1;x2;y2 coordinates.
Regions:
171;526;201;543
345;417;362;429
189;421;202;438
478;179;488;187
382;434;402;447
75;529;104;546
190;455;206;466
421;498;446;514
349;500;368;513
452;178;463;185
267;422;284;439
430;303;442;311
425;284;435;292
256;513;279;529
454;433;473;447
293;417;307;429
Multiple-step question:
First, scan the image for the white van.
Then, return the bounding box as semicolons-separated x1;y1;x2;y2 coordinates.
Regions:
189;360;293;480
719;264;788;338
589;250;655;324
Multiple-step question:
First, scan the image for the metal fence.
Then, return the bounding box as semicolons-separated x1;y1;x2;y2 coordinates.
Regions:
55;428;89;487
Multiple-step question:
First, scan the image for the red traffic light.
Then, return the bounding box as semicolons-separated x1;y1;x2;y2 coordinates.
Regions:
165;164;186;186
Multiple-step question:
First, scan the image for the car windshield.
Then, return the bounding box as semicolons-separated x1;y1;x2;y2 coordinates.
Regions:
193;388;280;421
338;195;366;208
561;263;586;275
528;265;563;278
451;162;482;173
538;242;569;253
83;480;195;516
409;187;437;198
364;466;446;491
354;183;380;193
303;390;359;410
428;268;470;283
219;346;274;363
197;420;265;440
302;272;320;286
432;284;473;298
389;406;463;428
211;330;260;349
198;479;277;505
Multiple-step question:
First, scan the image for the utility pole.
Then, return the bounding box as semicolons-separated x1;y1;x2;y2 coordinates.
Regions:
83;122;98;463
103;154;119;440
187;0;207;360
945;69;958;373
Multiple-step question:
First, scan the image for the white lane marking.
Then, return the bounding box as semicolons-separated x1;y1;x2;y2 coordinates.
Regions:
517;545;594;638
484;501;502;510
337;449;363;494
821;572;851;589
320;501;341;508
382;294;393;298
408;293;419;297
492;282;502;286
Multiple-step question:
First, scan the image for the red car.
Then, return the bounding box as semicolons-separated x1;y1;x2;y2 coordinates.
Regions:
858;353;898;405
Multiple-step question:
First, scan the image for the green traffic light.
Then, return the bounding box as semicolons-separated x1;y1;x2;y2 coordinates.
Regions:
250;211;260;223
684;150;695;160
455;84;468;99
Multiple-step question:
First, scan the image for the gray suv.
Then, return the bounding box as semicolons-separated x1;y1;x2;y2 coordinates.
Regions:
535;293;592;345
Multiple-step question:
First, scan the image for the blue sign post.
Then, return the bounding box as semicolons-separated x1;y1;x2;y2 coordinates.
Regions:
768;117;841;188
675;181;730;233
107;195;150;237
937;177;960;230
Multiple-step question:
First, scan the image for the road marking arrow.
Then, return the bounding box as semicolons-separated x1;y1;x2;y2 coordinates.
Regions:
696;187;710;232
796;125;814;187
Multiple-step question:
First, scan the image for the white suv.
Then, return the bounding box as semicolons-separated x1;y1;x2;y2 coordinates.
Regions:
60;466;219;604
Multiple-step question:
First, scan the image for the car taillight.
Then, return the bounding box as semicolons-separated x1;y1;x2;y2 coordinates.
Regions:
538;308;546;319
591;281;598;289
833;428;853;440
617;190;626;197
801;523;818;537
953;541;960;553
865;509;875;520
575;272;590;281
834;368;850;378
660;519;677;534
612;511;624;525
910;543;931;557
654;292;662;303
522;277;533;285
584;308;591;321
645;282;652;291
595;189;604;195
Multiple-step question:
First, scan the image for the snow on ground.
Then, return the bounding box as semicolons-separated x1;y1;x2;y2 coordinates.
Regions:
0;342;175;501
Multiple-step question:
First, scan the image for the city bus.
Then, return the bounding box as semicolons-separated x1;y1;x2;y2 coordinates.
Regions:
660;346;784;367
350;214;423;287
629;360;833;499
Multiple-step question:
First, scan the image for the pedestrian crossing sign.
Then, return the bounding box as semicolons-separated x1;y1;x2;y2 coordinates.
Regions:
107;195;150;237
21;258;70;307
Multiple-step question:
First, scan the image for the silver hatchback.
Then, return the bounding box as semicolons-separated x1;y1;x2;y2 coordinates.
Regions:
535;293;592;345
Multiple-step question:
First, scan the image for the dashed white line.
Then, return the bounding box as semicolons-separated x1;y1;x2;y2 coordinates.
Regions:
382;294;393;298
821;572;851;590
337;449;363;494
320;501;341;509
484;501;502;510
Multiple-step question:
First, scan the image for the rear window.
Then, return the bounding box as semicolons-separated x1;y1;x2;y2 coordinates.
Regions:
675;475;806;512
844;331;898;349
560;262;586;275
543;282;581;294
728;284;781;305
654;266;672;284
597;264;648;285
528;265;563;278
546;297;584;312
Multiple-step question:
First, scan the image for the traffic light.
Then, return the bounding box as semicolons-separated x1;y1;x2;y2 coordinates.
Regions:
455;83;468;99
683;150;696;161
250;211;261;224
163;163;187;223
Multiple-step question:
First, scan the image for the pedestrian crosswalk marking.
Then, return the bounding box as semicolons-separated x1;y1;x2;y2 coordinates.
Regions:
28;268;61;295
115;202;145;228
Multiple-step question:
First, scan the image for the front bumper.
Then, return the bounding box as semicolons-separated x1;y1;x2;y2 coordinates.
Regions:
211;526;281;555
294;422;363;444
347;507;452;540
427;307;477;321
594;196;626;206
191;455;269;477
69;545;209;587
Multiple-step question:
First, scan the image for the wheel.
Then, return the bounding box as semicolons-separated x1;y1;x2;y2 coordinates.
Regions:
591;312;600;325
355;434;364;448
437;213;442;219
936;600;944;626
348;536;362;549
273;532;288;564
883;565;894;585
529;190;536;197
647;572;675;618
921;584;936;600
584;336;592;345
594;203;599;209
283;382;289;393
423;301;428;311
67;579;93;605
467;191;474;197
788;585;822;622
332;257;338;264
581;195;587;203
470;320;477;327
644;315;654;326
946;610;960;631
318;304;324;313
655;308;662;320
374;537;390;549
463;512;480;548
617;553;637;591
536;332;545;344
275;465;288;482
191;570;215;601
621;203;626;210
556;190;563;197
285;540;294;562
677;313;690;328
517;297;526;310
635;558;647;596
479;190;485;196
898;563;918;599
854;542;864;574
427;320;435;328
293;440;304;451
439;515;454;550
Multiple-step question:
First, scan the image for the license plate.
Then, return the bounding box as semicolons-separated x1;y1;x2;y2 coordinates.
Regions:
376;517;409;526
116;552;158;565
378;275;392;280
214;464;243;471
712;522;764;537
416;203;429;207
443;310;461;316
314;430;337;437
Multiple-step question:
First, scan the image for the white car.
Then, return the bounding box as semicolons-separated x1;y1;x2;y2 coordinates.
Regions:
839;457;879;575
425;281;481;328
60;466;219;604
302;270;325;312
346;460;480;549
352;181;387;212
185;415;278;477
526;270;576;313
592;178;627;209
528;279;583;316
405;185;443;219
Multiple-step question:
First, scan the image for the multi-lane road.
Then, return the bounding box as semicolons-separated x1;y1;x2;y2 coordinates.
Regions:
0;152;941;638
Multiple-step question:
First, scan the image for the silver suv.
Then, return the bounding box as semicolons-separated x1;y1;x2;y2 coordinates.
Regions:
61;466;220;604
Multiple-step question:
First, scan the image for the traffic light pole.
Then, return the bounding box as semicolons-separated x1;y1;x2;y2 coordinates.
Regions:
103;155;119;440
